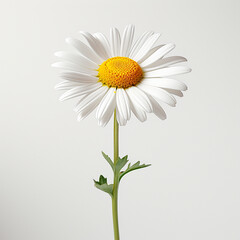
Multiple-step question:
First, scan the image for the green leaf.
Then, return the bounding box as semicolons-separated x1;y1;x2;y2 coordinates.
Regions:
94;175;113;196
102;151;114;171
119;161;151;181
115;155;129;172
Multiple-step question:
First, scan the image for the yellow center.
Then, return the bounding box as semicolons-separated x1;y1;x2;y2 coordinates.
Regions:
98;57;143;89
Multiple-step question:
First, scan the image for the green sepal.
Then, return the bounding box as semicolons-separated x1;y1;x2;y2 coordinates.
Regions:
94;175;113;196
115;155;128;172
119;161;151;181
101;151;114;171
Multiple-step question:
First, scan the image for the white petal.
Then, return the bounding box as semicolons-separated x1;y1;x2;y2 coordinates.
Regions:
132;33;161;63
141;78;188;91
96;87;116;119
110;27;121;56
98;94;116;127
128;99;147;122
144;66;192;78
137;83;176;107
143;56;187;71
137;45;164;64
76;86;108;120
163;88;183;97
93;32;112;59
60;72;98;83
77;103;97;121
120;24;135;57
98;108;114;127
126;87;153;113
116;108;127;126
147;95;166;120
54;51;99;70
52;62;97;75
129;31;154;58
74;86;108;112
59;82;102;101
65;37;102;64
55;81;83;90
116;88;131;122
140;43;175;67
79;31;108;60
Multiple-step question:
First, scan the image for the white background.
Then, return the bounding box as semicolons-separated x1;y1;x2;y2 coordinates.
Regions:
1;0;240;239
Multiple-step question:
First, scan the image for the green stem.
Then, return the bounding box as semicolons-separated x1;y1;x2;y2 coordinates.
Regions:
112;110;120;240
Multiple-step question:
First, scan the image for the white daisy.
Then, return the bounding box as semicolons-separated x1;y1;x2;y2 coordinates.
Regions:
53;25;191;127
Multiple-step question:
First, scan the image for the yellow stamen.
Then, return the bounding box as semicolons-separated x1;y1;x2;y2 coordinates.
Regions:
98;57;143;89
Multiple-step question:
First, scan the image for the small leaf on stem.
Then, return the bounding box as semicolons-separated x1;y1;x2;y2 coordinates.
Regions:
119;161;151;181
102;151;114;171
115;155;128;172
94;175;113;196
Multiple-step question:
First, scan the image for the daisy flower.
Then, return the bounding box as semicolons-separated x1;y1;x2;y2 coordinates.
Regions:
53;24;191;126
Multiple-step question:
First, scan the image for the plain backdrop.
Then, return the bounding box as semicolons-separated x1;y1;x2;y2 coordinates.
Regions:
1;0;240;239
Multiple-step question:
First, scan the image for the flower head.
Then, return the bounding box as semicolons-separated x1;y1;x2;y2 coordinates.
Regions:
53;25;191;126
